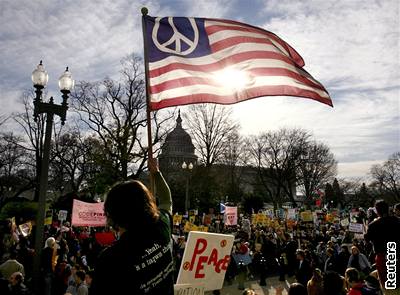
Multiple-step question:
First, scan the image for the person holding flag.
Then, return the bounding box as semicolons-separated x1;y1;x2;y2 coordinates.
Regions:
91;159;174;295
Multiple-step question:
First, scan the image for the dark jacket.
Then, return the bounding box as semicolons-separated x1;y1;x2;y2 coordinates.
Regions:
365;216;400;254
296;259;312;287
91;211;174;295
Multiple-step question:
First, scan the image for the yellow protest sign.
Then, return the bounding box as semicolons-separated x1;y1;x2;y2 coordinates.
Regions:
300;211;313;222
44;209;53;225
196;225;208;232
184;221;194;232
173;214;183;225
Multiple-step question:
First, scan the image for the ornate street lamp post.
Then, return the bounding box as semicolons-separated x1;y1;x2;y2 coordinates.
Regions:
31;61;74;292
182;161;193;213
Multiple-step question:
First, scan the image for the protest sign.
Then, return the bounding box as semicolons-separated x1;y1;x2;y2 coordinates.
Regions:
44;209;53;225
58;210;68;221
265;209;274;218
71;199;106;227
19;222;32;237
173;214;183;225
349;223;364;233
354;233;364;240
196;226;208;232
174;283;205;295
184;221;194;233
177;231;234;291
224;206;237;226
287;208;297;220
340;218;350;227
300;211;313;222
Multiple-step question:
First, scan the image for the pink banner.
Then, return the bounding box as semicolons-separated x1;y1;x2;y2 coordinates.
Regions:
71;199;106;227
224;206;238;226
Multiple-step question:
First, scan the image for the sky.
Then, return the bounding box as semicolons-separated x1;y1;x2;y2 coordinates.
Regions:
0;0;399;181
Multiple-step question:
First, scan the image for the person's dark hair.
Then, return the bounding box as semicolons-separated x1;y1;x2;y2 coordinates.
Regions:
364;274;380;289
345;267;360;283
296;249;305;258
9;249;18;259
375;200;389;217
86;269;95;279
326;248;335;256
323;271;344;295
76;270;86;281
104;180;159;229
13;272;23;284
288;283;307;295
312;268;323;282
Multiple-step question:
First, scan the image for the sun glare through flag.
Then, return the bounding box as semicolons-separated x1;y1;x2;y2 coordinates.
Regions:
143;15;332;111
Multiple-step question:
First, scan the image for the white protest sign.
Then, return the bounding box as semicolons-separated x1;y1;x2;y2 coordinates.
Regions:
349;222;364;233
177;231;234;291
58;210;68;221
287;208;297;220
354;233;364;240
19;222;32;237
340;218;350;227
174;283;205;295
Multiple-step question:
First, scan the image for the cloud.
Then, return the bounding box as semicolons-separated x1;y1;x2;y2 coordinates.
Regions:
232;0;400;178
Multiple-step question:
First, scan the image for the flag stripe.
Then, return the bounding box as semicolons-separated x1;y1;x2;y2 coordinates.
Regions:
210;36;277;54
205;19;304;67
149;42;288;69
150;76;330;102
149;50;299;79
150;85;332;110
207;26;291;58
150;56;324;90
150;67;326;94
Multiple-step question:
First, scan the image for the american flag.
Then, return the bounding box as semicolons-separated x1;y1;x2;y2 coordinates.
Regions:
143;16;332;111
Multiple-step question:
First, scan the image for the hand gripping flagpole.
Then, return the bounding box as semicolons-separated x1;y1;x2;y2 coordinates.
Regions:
141;7;155;195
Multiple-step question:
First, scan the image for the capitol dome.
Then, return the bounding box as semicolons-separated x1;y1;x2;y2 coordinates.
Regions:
159;111;197;173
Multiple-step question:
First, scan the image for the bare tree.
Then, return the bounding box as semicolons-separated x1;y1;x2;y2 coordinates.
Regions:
0;114;9;126
370;152;400;202
218;131;249;202
248;128;311;207
0;132;34;206
13;92;49;201
183;104;239;167
297;141;337;205
50;127;104;196
70;55;173;180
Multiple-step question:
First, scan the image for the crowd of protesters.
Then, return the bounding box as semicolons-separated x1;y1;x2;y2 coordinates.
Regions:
0;200;399;294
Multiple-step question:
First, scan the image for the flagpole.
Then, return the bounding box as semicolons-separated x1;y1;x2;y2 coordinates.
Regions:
141;7;155;194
